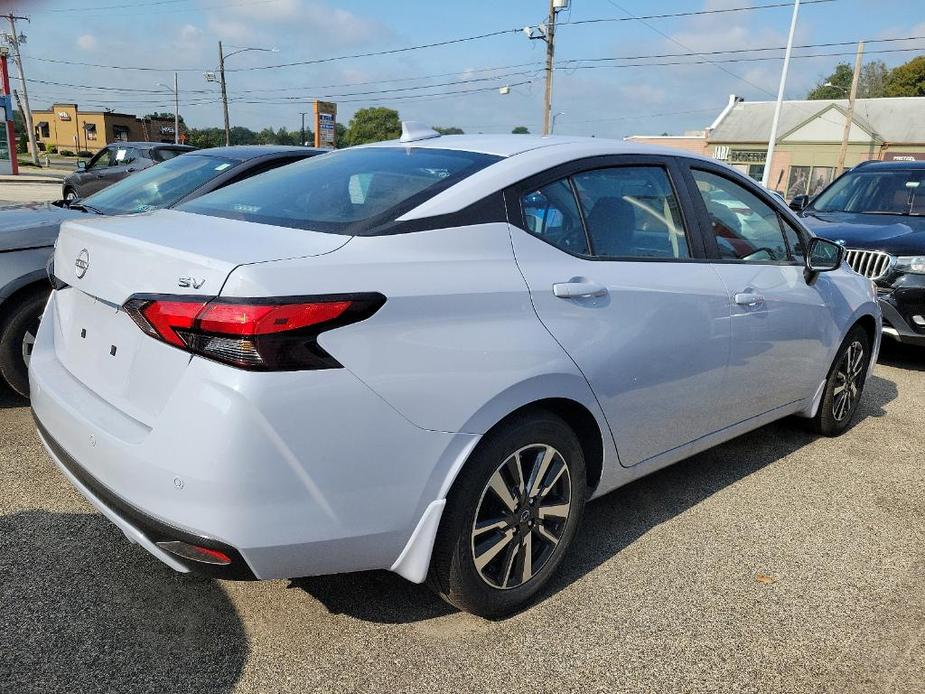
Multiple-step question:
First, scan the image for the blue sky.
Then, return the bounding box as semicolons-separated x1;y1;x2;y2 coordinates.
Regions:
7;0;924;137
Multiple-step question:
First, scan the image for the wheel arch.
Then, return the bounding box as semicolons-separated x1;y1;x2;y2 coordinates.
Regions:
0;274;50;331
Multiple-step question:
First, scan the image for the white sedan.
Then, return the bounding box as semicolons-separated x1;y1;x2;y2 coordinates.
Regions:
31;124;879;617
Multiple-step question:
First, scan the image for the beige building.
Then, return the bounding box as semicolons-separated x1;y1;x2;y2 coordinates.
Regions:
629;96;925;198
31;103;185;153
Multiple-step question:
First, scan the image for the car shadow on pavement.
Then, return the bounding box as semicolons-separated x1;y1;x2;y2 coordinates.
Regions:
296;373;898;624
0;510;249;694
0;383;28;409
877;340;925;372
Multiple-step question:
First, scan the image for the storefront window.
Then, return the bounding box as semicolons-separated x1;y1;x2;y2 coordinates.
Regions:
787;166;811;198
808;167;833;196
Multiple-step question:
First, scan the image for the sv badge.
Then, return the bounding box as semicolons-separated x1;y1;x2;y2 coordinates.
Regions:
178;277;206;289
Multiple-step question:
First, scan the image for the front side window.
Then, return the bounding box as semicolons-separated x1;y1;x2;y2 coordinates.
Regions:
692;169;791;262
572;167;689;258
86;148;115;170
179;147;501;235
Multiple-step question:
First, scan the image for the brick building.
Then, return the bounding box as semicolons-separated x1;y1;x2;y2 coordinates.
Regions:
30;103;185;153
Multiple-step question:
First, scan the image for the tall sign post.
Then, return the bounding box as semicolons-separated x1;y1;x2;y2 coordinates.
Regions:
0;46;17;175
313;100;336;149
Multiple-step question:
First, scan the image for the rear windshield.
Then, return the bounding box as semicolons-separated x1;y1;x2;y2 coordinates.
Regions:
812;168;925;215
178;147;502;235
83;153;239;215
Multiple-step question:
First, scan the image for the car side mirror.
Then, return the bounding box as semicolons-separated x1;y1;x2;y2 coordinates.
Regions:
805;237;844;281
789;194;809;211
76;160;86;170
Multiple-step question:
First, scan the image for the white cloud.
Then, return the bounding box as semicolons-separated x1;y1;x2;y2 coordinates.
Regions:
76;34;98;51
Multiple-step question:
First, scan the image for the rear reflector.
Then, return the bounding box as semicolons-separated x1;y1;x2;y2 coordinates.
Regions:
123;293;385;371
156;540;232;566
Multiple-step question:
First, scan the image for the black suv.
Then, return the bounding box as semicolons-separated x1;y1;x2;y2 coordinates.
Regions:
796;160;925;347
62;142;196;202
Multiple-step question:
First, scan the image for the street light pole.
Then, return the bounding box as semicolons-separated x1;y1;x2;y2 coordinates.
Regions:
218;41;230;146
761;0;800;189
173;71;179;144
299;111;309;146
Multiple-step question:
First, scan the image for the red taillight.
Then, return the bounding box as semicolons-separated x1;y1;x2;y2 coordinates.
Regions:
123;294;384;371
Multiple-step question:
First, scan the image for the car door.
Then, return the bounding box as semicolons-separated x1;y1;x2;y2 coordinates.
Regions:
683;163;834;418
507;156;733;468
79;147;120;196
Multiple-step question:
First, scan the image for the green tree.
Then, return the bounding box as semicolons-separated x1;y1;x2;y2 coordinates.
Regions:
144;111;185;124
806;63;854;99
859;60;889;98
433;126;464;135
344;107;401;146
884;55;925;97
334;122;348;148
511;126;530;134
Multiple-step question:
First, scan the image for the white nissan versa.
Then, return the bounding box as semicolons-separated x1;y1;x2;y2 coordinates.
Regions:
31;124;880;617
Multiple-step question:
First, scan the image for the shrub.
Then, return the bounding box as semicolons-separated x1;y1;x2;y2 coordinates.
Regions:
76;150;92;158
46;145;57;154
58;149;75;157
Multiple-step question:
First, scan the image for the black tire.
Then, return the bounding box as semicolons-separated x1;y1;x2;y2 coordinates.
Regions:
811;325;871;436
63;187;77;203
0;291;48;397
428;410;587;618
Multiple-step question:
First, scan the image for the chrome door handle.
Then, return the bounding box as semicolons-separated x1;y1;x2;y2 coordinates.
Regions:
733;292;764;306
553;281;608;299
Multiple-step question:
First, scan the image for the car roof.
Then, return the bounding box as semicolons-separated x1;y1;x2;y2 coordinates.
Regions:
184;145;326;162
852;159;925;170
360;133;717;162
109;142;196;150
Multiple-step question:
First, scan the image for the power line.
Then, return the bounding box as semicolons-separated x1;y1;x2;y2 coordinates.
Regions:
19;0;845;74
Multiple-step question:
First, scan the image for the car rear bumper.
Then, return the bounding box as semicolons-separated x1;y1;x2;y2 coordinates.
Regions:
30;291;477;580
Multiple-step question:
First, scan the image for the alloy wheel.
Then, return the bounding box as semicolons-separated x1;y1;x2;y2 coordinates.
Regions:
470;443;572;590
832;340;865;422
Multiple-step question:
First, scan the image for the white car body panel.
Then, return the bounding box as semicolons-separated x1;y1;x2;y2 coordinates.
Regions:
30;135;881;586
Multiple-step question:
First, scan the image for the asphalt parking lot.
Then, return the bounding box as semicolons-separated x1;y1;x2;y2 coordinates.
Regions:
2;341;923;694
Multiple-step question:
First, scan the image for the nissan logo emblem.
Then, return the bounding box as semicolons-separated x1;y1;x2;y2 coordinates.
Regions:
75;249;89;279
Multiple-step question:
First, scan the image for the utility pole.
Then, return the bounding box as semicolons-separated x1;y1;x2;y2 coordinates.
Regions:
835;41;864;177
542;0;558;136
299;111;309;146
218;41;230;146
761;0;800;189
173;71;179;144
4;14;37;165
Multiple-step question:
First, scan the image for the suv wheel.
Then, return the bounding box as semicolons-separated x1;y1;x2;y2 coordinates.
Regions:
812;325;871;436
428;410;587;618
63;187;78;203
0;291;48;397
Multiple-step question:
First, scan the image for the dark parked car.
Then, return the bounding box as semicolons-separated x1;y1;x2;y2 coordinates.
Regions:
796;160;925;347
0;145;325;396
62;141;196;201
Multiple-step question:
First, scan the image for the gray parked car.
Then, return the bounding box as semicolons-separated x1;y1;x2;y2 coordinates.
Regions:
62;141;196;202
0;145;324;396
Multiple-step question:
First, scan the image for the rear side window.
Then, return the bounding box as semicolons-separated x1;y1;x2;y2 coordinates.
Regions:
573;167;688;258
521;180;589;255
179;147;501;235
519;165;690;259
154;148;185;162
692;169;793;262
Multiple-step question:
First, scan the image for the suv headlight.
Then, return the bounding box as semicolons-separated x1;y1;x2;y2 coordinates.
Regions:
895;256;925;274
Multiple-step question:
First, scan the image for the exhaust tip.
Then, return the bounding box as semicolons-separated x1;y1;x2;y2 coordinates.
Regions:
156;540;232;566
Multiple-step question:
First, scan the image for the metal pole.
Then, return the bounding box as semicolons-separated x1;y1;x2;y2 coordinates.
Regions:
6;14;37;165
835;41;864;177
300;112;306;145
173;71;179;144
0;51;17;174
541;0;557;136
761;0;800;189
219;41;230;146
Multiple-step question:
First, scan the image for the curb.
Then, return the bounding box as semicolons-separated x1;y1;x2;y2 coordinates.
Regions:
0;177;63;185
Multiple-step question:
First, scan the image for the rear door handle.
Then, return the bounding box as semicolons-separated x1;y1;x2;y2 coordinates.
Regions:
733;292;765;306
553;281;608;299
